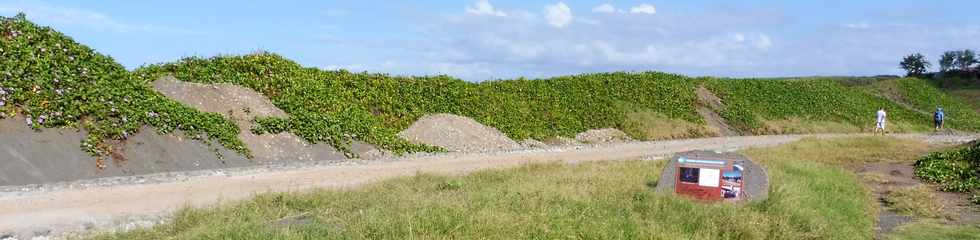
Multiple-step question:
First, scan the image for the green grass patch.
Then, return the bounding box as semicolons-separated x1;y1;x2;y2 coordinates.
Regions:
621;109;716;140
894;78;980;131
89;137;933;240
886;221;980;240
883;185;947;218
704;78;947;134
949;89;980;113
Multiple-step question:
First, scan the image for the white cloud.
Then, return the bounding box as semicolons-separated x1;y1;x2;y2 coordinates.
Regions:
630;4;657;15
755;33;772;49
544;2;573;28
592;4;616;13
589;32;771;68
843;22;870;29
0;0;197;34
733;33;746;42
465;0;508;17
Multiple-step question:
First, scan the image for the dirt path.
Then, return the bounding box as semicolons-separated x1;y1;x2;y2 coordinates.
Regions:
695;86;739;136
0;134;976;239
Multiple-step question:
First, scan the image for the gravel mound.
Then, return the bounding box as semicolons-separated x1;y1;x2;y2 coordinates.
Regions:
398;114;521;152
574;128;633;144
153;77;346;161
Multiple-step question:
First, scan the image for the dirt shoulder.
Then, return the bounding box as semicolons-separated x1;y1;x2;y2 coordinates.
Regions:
0;134;976;239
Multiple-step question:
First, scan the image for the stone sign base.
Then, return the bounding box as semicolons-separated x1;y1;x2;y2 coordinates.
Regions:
655;150;769;202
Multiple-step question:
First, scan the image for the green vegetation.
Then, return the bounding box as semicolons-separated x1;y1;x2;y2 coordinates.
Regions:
135;55;702;155
894;78;980;129
887;221;980;240
0;14;248;157
949;89;980;112
915;141;980;202
89;137;932;240
704;78;936;133
5;15;979;159
900;53;931;77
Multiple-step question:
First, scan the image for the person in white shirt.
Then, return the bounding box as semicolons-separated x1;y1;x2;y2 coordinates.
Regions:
874;108;887;134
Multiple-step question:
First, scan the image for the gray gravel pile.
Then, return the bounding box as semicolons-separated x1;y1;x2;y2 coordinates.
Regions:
398;114;522;152
152;76;347;162
574;128;633;144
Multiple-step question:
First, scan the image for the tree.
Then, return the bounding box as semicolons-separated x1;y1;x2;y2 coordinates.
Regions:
899;53;930;77
955;49;977;71
939;51;957;72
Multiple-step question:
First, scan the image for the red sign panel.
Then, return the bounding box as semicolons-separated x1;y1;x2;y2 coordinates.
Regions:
675;157;745;202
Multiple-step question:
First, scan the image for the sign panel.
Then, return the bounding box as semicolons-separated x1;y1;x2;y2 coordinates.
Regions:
674;156;744;201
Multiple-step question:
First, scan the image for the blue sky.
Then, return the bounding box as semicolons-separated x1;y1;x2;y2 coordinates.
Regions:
2;0;978;81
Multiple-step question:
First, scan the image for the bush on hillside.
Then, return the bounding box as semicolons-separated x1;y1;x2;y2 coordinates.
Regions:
915;141;980;203
895;78;980;130
134;55;703;155
0;14;248;157
704;78;930;133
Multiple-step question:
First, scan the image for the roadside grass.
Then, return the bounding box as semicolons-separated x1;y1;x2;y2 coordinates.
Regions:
758;118;863;134
621;110;717;140
886;221;980;240
89;137;930;240
741;136;931;165
883;185;947;218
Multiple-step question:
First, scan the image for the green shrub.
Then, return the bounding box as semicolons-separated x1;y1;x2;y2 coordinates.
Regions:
915;141;980;193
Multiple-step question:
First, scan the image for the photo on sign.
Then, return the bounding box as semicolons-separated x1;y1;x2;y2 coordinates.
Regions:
721;163;744;199
679;167;699;184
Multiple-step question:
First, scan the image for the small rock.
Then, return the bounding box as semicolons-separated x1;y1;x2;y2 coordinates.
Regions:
519;139;548;149
543;136;582;146
31;229;49;237
574;128;632;144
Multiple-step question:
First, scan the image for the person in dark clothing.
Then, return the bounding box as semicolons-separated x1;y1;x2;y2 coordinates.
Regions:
934;107;945;130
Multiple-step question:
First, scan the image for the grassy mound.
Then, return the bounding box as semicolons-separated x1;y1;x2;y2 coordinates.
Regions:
893;78;980;130
134;55;702;155
704;78;942;134
915;141;980;202
88;137;929;240
0;14;248;157
4;14;978;159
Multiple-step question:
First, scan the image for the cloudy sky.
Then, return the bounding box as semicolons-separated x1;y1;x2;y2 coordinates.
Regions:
2;0;979;81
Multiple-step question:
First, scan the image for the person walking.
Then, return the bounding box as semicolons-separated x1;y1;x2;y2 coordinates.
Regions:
934;107;945;130
874;107;887;134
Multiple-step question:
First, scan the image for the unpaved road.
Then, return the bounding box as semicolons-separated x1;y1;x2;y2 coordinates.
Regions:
0;134;976;239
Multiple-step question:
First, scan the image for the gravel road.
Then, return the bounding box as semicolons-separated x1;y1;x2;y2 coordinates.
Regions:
0;133;976;239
